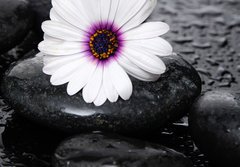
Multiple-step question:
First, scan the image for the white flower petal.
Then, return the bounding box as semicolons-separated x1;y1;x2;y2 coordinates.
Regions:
49;8;69;25
83;64;103;103
108;60;132;100
43;34;62;44
123;47;166;75
108;0;120;24
94;85;107;106
76;0;101;24
67;59;98;96
52;0;90;30
126;37;173;56
70;1;92;22
38;41;86;56
43;53;86;75
121;0;157;32
42;21;86;42
115;0;146;29
43;54;64;65
103;64;119;102
117;55;159;81
43;56;57;66
124;22;169;40
36;52;44;57
100;0;111;23
50;57;89;86
50;8;60;21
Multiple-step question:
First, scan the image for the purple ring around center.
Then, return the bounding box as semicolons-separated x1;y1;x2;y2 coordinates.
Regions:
82;21;125;66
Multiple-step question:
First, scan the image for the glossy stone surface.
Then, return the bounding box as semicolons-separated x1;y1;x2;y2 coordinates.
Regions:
53;133;193;167
0;0;32;53
189;91;240;167
1;53;201;134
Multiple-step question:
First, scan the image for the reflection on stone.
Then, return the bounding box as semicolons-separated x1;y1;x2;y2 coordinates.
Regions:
62;107;97;117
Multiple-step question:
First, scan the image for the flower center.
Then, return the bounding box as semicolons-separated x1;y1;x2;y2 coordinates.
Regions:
89;29;119;60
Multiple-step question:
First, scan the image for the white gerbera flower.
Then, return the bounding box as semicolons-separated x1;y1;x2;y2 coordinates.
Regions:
38;0;173;106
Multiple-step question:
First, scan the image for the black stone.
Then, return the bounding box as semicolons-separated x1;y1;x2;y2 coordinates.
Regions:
0;52;201;134
29;0;51;33
189;90;240;167
0;0;32;53
53;132;193;167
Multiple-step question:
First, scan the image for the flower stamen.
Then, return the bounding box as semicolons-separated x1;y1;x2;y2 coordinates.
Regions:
89;29;119;60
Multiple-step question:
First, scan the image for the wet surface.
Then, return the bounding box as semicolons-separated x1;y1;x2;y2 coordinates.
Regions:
0;0;240;166
150;0;240;91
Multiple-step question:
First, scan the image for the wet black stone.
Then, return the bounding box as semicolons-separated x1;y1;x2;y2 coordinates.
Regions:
53;133;193;167
2;112;67;167
0;52;201;134
0;0;32;53
29;0;51;33
0;31;42;75
189;91;240;167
